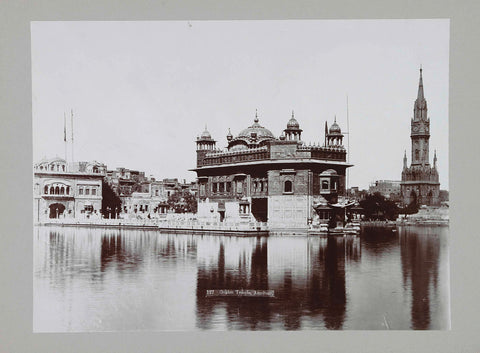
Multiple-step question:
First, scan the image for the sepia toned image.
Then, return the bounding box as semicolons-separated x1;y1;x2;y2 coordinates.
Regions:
32;20;450;331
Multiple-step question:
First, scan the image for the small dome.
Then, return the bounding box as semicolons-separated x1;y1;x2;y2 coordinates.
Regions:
329;120;342;134
287;117;300;129
199;126;212;140
286;111;300;129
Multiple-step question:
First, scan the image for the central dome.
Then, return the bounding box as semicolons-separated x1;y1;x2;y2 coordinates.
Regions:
237;117;275;140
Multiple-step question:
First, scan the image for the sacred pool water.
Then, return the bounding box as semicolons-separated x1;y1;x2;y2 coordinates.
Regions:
34;225;449;331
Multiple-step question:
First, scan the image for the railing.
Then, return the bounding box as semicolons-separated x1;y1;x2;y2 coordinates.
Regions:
200;147;270;167
309;148;346;161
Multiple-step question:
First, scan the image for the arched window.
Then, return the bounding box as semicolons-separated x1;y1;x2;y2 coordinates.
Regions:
44;185;48;194
415;149;419;159
60;187;65;195
322;180;329;190
55;186;60;194
66;186;70;195
284;180;293;193
62;165;65;171
50;186;54;194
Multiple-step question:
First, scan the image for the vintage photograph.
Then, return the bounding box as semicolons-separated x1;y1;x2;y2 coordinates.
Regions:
32;20;450;331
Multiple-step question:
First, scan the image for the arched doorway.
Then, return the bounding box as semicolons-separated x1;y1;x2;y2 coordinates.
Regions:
410;190;417;206
49;203;66;218
427;190;433;206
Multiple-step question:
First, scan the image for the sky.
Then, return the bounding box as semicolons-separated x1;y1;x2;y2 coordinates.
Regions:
31;20;449;190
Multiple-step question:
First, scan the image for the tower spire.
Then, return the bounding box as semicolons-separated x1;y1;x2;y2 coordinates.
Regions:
417;66;424;100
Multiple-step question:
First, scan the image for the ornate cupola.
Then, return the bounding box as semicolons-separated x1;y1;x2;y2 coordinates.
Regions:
196;125;216;166
196;125;216;151
284;110;303;141
326;116;344;147
226;128;233;142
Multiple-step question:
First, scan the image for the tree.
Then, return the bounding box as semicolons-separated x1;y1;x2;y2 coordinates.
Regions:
167;190;197;213
101;179;122;218
359;192;399;221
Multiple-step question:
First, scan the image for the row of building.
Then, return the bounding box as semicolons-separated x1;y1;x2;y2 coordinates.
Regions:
33;159;195;222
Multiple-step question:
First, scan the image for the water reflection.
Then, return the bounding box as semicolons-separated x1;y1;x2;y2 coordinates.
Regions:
34;226;449;331
399;226;445;330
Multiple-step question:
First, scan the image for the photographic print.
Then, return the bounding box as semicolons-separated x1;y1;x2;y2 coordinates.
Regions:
32;20;450;331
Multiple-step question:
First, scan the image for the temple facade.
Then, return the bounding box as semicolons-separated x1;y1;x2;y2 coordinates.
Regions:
400;68;440;206
192;111;353;229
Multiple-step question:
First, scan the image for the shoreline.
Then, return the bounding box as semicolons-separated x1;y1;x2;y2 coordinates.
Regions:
34;218;448;237
35;220;269;237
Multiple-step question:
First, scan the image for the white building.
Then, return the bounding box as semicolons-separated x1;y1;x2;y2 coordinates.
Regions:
33;158;106;222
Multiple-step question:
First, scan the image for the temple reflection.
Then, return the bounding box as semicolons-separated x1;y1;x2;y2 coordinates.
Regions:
196;236;360;330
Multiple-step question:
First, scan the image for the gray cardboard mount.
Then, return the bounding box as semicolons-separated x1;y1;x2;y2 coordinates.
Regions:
1;0;479;352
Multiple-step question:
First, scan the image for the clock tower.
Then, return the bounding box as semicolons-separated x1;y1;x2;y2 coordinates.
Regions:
410;68;430;166
401;68;440;207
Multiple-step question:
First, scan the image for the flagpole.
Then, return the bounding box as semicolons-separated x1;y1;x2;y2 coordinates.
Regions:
64;112;68;163
71;109;74;164
346;95;350;193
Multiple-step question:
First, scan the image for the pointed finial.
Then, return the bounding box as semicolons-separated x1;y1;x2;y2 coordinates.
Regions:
254;109;259;123
417;66;424;100
334;115;337;123
292;110;294;118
